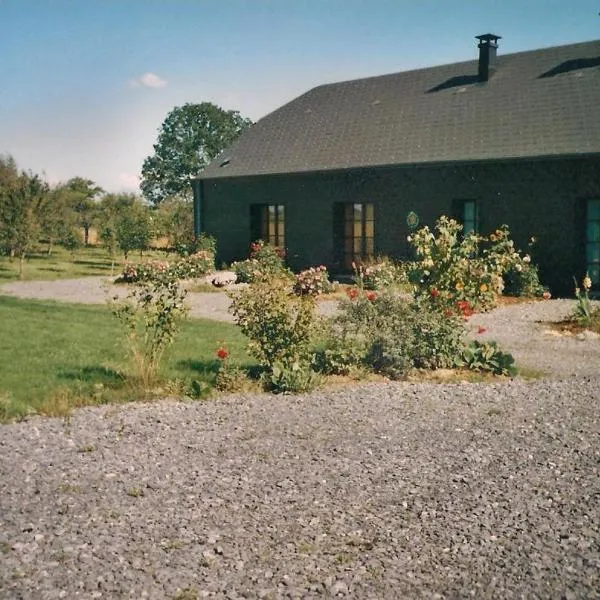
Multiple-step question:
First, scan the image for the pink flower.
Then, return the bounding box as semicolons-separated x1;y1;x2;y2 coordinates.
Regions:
542;291;551;300
477;326;487;334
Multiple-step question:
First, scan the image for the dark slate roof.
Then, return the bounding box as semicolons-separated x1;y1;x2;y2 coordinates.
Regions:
198;39;600;179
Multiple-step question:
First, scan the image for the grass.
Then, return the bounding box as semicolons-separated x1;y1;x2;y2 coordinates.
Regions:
0;245;170;282
0;296;252;421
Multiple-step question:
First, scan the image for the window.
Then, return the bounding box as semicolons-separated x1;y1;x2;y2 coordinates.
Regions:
462;200;478;235
250;204;285;248
342;202;374;269
586;199;600;286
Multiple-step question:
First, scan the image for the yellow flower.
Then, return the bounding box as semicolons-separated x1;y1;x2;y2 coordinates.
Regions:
489;234;497;242
455;282;464;291
480;283;488;293
583;276;592;291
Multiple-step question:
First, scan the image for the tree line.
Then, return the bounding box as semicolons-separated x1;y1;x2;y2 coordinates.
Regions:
0;101;253;277
0;154;196;278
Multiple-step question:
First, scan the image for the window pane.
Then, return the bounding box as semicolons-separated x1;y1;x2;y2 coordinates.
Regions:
464;219;476;235
588;200;600;220
354;204;362;222
587;243;600;263
365;203;374;221
365;220;374;237
354;220;362;238
463;201;475;221
366;237;374;255
587;222;600;242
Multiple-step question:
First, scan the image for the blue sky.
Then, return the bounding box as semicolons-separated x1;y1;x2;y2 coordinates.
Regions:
1;0;598;193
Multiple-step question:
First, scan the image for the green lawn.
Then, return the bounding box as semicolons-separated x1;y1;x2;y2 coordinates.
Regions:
0;245;169;282
0;296;252;421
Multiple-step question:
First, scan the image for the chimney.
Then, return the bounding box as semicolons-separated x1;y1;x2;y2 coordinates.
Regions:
476;33;501;81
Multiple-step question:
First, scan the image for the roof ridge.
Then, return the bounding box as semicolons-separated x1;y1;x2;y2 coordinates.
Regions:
310;38;600;91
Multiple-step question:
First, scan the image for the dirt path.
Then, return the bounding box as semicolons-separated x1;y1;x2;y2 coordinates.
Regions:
0;276;338;323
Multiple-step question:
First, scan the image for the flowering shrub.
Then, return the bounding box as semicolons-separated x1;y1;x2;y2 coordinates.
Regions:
118;260;170;283
172;250;215;279
229;277;320;392
214;345;250;393
232;240;291;284
294;266;332;296
118;251;214;284
408;217;545;312
353;257;404;290
316;290;466;379
111;269;188;390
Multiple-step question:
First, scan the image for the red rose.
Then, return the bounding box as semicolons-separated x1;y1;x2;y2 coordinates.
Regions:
346;288;359;300
430;287;439;297
366;291;377;301
216;347;229;360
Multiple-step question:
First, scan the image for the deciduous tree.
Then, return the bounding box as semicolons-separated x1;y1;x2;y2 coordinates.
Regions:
0;167;48;278
140;102;252;205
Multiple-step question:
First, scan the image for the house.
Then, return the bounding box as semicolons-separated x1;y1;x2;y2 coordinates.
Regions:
192;35;600;295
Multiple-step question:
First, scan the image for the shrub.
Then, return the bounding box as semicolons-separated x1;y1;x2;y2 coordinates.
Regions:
231;258;266;284
118;260;170;283
214;346;250;393
229;278;319;390
408;217;544;312
232;240;291;284
111;269;188;390
294;265;332;296
327;290;466;379
455;341;517;376
353;257;404;290
118;251;214;284
268;361;322;394
503;261;546;297
172;250;215;279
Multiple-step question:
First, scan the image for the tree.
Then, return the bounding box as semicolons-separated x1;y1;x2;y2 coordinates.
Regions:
115;198;152;259
38;185;79;255
140;102;252;205
65;177;104;244
96;193;138;270
0;154;19;189
156;198;195;254
0;167;48;278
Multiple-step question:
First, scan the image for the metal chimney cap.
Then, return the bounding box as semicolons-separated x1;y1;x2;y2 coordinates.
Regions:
476;33;502;44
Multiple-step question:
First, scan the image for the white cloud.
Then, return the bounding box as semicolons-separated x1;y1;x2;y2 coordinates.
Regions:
129;72;167;88
119;172;141;190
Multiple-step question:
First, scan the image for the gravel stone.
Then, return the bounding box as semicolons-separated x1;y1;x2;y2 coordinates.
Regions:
1;280;599;598
1;377;599;598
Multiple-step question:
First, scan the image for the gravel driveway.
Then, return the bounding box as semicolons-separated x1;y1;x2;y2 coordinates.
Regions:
1;278;599;598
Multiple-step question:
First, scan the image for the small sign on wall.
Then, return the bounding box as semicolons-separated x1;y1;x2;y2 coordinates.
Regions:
406;211;419;230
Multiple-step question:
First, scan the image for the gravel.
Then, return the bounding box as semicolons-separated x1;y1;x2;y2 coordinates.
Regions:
1;279;599;598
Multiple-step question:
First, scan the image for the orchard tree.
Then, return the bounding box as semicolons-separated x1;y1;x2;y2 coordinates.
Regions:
115;198;152;259
97;193;139;269
38;185;80;255
140;102;252;205
0;154;19;189
156;198;195;254
65;177;104;244
0;167;48;278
